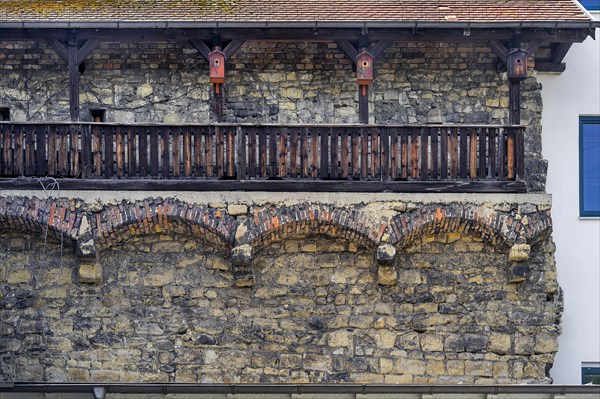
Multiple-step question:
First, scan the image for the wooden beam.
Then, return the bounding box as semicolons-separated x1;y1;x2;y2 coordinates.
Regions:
67;36;80;121
526;39;544;56
46;39;69;63
1;27;592;44
0;177;528;193
535;61;567;73
550;42;573;65
335;40;358;61
223;39;245;61
509;81;520;125
359;86;369;124
488;40;509;60
369;40;392;59
77;39;100;64
189;38;211;59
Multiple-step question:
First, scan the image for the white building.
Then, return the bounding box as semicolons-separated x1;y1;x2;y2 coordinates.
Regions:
539;2;600;385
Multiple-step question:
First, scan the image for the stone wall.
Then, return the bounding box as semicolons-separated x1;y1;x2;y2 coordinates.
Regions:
0;194;560;384
0;39;547;190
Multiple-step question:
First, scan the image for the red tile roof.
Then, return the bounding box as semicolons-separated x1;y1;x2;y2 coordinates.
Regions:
0;0;593;25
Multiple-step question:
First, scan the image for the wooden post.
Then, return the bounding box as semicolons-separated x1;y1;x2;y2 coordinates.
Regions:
509;81;520;125
67;35;80;121
359;85;369;124
213;83;224;122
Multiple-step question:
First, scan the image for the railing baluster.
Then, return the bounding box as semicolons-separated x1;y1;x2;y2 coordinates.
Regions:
138;127;148;177
69;124;79;177
459;127;468;180
269;127;277;178
331;127;339;179
470;127;477;179
248;127;257;178
161;126;170;178
81;124;91;178
440;127;448;180
421;127;429;180
300;127;308;178
431;127;439;180
227;126;235;178
341;127;349;180
116;125;125;178
320;127;329;179
410;127;419;179
361;127;368;179
127;126;137;177
14;125;23;176
310;128;318;178
279;127;287;178
450;127;458;179
2;124;13;176
381;127;390;181
507;127;515;180
516;127;525;180
237;126;246;180
400;127;408;180
371;127;379;180
193;126;202;177
289;127;298;178
498;127;505;180
479;127;487;179
205;126;214;177
59;124;69;177
488;128;497;179
351;127;359;180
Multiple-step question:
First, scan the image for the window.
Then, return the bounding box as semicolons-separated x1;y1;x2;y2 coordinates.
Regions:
0;107;9;121
582;363;600;384
90;109;106;122
580;116;600;217
580;0;600;11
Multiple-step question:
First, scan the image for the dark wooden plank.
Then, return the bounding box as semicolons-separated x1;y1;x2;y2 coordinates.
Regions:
80;124;91;178
331;127;339;179
25;125;36;175
489;128;497;179
59;124;69;176
334;40;358;60
509;81;521;125
289;127;298;178
206;126;214;177
248;127;256;178
14;125;24;176
127;126;137;177
410;128;419;179
320;127;329;179
459;127;468;180
498;127;505;180
35;125;48;177
212;84;224;122
359;86;368;124
381;127;390;181
161;126;170;178
269;126;277;178
470;127;477;179
182;127;191;177
300;127;309;178
450;127;458;179
401;127;408;180
507;127;515;180
515;127;525;180
341;127;349;179
223;39;245;61
2;124;12;175
172;126;181;177
371;127;379;180
431;127;439;180
351;127;359;179
1;177;527;194
310;128;318;178
361;127;368;179
70;124;80;177
116;125;125;178
420;127;429;180
227;126;235;178
48;125;57;176
193;126;203;177
139;127;148;177
279;127;287;178
258;127;267;178
149;126;159;177
216;125;226;178
440;127;448;180
390;127;398;180
479;127;487;179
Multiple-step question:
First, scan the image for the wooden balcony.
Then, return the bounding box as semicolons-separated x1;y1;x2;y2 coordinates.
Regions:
0;123;526;192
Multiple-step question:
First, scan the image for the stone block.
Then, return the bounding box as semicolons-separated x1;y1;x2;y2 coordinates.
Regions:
509;263;530;283
231;244;252;266
227;204;248;216
509;244;531;262
377;244;396;265
78;262;103;284
7;269;31;284
377;265;397;286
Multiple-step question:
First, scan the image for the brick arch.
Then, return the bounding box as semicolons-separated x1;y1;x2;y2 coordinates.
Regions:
389;205;553;249
0;196;81;244
238;204;385;251
91;199;238;252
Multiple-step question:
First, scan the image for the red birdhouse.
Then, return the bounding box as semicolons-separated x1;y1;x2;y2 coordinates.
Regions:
209;49;225;84
508;49;527;81
356;49;374;86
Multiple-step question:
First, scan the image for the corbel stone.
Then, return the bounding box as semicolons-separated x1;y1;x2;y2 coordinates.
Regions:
231;244;254;287
509;243;531;262
376;244;397;286
75;214;102;284
508;243;531;283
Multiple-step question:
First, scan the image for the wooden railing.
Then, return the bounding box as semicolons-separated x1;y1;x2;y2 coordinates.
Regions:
0;123;525;192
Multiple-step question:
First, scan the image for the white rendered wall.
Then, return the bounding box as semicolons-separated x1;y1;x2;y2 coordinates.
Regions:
538;12;600;384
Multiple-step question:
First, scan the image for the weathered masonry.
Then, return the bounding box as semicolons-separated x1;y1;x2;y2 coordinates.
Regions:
0;0;598;389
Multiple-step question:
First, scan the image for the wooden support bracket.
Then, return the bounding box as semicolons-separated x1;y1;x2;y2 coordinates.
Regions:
45;38;100;65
